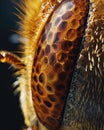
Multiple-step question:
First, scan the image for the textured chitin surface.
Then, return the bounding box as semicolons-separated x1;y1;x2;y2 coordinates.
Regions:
31;0;88;129
62;0;104;130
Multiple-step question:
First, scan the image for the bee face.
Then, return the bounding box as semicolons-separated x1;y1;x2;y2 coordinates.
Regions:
0;0;104;130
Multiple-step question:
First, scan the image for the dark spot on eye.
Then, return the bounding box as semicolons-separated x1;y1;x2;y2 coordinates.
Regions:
52;44;58;50
62;11;72;20
33;75;37;82
45;45;50;55
37;84;43;95
36;63;41;73
54;17;61;26
61;41;72;51
58;72;66;81
57;52;67;62
55;84;65;90
35;95;41;103
58;21;67;31
41;33;46;43
53;32;60;43
49;53;56;65
43;57;48;65
46;85;53;92
37;45;41;55
32;84;36;92
39;73;45;84
53;63;62;72
32;68;34;72
44;100;52;108
48;95;56;102
33;56;38;65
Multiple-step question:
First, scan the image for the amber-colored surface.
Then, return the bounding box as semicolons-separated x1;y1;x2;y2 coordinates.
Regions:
31;0;89;129
0;51;24;69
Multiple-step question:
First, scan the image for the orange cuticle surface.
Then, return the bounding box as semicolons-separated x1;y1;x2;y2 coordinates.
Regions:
31;0;89;129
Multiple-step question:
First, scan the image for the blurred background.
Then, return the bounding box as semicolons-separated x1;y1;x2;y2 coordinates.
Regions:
0;0;24;129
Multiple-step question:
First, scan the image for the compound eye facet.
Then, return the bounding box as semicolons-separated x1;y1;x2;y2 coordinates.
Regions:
31;0;89;129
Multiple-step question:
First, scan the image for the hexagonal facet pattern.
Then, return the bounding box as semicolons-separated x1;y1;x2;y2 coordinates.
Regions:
31;0;89;129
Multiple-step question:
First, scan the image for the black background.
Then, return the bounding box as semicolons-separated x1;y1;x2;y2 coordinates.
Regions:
0;0;24;129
